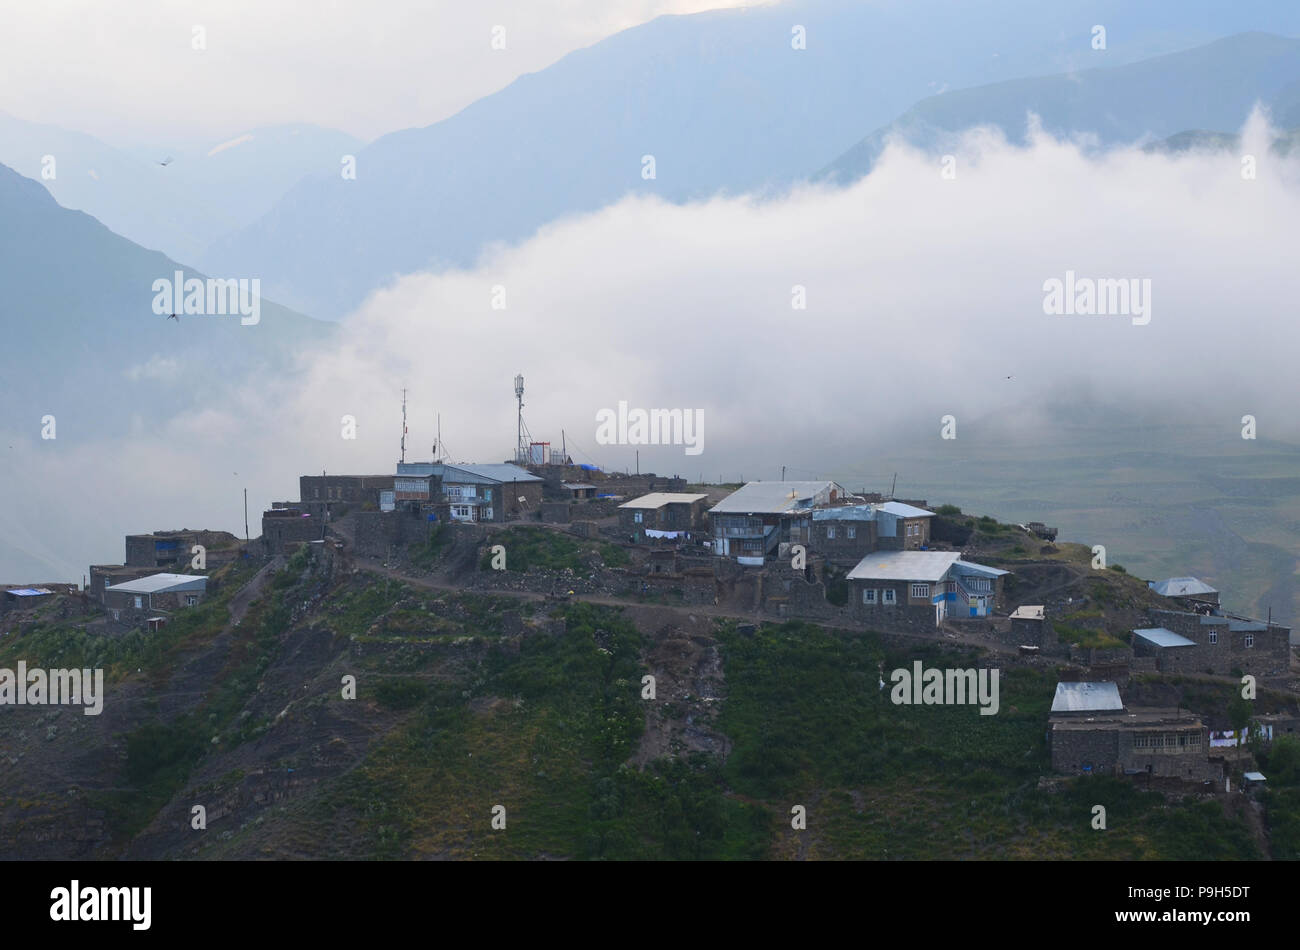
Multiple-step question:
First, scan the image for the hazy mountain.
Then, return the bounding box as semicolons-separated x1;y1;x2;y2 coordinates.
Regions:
819;32;1300;183
0;113;360;261
201;0;1300;319
1142;127;1300;154
0;161;330;443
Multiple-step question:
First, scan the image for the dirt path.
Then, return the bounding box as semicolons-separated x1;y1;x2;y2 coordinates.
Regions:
230;554;286;626
351;557;1020;655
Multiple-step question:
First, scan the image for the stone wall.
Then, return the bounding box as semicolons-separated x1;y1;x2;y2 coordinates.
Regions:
352;509;437;558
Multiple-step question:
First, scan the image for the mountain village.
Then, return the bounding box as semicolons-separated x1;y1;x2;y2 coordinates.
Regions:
4;382;1297;806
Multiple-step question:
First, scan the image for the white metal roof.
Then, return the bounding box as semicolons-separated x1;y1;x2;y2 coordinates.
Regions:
1010;605;1045;620
709;481;838;515
620;492;708;509
105;573;207;595
1051;681;1124;714
1133;627;1197;648
1149;577;1217;597
846;551;961;582
874;501;935;519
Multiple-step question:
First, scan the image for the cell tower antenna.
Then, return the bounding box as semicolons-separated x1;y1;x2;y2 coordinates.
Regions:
515;374;525;462
400;388;408;463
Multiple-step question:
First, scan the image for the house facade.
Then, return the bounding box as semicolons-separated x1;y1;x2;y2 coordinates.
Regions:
103;573;207;621
619;492;709;534
846;551;1008;629
709;481;844;560
1048;683;1219;780
395;462;544;523
1143;608;1291;677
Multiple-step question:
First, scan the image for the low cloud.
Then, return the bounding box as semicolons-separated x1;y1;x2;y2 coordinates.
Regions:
4;111;1298;580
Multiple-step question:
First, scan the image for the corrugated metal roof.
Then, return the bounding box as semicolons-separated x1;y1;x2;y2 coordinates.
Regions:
1133;627;1196;648
105;573;208;595
620;492;708;509
874;502;935;519
1149;577;1217;597
846;551;961;582
1228;619;1267;632
950;561;1010;579
441;463;542;484
1051;681;1124;714
812;505;876;521
6;587;53;596
1010;605;1044;620
709;481;838;515
561;482;597;490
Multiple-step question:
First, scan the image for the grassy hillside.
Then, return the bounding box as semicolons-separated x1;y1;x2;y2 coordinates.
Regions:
0;540;1283;859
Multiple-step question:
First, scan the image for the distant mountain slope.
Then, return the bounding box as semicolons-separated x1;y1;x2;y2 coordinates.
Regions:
819;32;1300;183
0;161;330;442
0;113;360;261
200;1;1300;318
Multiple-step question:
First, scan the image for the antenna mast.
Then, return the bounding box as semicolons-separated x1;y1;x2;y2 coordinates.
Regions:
400;389;408;463
515;374;525;463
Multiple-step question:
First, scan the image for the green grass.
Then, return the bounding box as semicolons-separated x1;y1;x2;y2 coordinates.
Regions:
480;526;629;573
713;619;1259;859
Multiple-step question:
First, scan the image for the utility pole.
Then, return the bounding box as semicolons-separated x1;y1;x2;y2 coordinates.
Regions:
782;465;786;480
636;450;639;475
243;488;249;549
890;472;897;499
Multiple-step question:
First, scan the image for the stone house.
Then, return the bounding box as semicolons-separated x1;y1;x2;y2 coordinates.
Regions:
846;550;1008;629
709;480;844;560
619;492;709;535
1048;682;1220;781
299;474;395;509
1148;576;1219;609
1146;608;1291;677
103;573;207;621
262;508;323;554
1010;605;1050;645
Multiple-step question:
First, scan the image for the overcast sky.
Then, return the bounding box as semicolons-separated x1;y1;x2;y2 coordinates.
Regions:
0;0;764;145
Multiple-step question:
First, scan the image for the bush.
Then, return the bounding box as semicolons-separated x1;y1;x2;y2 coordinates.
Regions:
375;678;428;710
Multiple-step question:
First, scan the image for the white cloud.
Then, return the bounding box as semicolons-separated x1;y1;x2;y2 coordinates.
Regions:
4;113;1298;580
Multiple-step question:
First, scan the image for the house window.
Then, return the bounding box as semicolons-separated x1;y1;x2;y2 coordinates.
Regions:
883;588;896;605
911;583;929;599
1244;634;1254;648
481;508;493;521
185;595;198;606
634;511;643;524
111;609;120;620
1133;735;1149;748
1208;631;1217;644
1150;735;1164;748
451;505;473;520
826;525;836;539
862;588;876;604
846;526;856;539
134;596;143;609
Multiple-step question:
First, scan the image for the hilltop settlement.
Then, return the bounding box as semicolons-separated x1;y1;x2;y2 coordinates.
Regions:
7;434;1297;803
